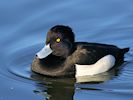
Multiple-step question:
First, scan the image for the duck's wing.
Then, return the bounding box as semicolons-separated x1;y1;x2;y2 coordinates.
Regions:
73;46;106;65
73;42;120;65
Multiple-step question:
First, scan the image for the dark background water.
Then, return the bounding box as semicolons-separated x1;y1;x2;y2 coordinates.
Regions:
0;0;133;100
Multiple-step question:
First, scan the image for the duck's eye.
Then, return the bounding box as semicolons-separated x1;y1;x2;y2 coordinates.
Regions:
56;38;61;43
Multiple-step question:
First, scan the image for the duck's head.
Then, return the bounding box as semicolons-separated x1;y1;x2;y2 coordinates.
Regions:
36;25;75;59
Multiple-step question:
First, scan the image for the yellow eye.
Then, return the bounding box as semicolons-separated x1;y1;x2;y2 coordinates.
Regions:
56;38;61;43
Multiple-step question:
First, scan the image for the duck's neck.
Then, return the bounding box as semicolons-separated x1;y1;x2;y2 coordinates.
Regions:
40;54;66;68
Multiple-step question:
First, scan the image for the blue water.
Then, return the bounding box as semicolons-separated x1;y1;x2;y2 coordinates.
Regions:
0;0;133;100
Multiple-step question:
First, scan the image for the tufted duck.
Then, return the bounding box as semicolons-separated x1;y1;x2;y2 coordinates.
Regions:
32;25;129;77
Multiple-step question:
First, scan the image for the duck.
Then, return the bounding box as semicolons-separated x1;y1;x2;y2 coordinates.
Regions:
32;25;129;77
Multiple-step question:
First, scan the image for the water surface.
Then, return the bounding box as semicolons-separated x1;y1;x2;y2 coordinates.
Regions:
0;0;133;100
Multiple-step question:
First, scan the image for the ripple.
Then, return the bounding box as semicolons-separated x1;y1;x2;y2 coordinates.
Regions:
0;44;39;83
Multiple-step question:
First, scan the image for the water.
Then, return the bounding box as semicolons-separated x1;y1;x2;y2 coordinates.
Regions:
0;0;133;100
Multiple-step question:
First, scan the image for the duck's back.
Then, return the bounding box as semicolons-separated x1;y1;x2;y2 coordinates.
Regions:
73;42;129;65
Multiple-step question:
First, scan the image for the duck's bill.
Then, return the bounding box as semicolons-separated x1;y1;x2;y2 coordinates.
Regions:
36;44;52;59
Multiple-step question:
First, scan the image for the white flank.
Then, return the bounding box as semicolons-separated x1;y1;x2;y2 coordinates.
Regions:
36;44;53;59
75;55;116;77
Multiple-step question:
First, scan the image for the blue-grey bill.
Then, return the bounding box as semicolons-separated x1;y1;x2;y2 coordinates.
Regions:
36;44;52;59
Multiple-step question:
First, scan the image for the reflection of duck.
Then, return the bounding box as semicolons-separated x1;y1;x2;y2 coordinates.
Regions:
76;67;117;83
31;66;119;100
31;74;75;100
32;25;129;77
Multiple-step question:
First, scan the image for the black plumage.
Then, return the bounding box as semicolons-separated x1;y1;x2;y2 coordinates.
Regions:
32;25;129;77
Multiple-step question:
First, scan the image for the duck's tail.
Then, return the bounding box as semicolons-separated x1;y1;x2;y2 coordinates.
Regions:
121;47;130;54
117;47;130;63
